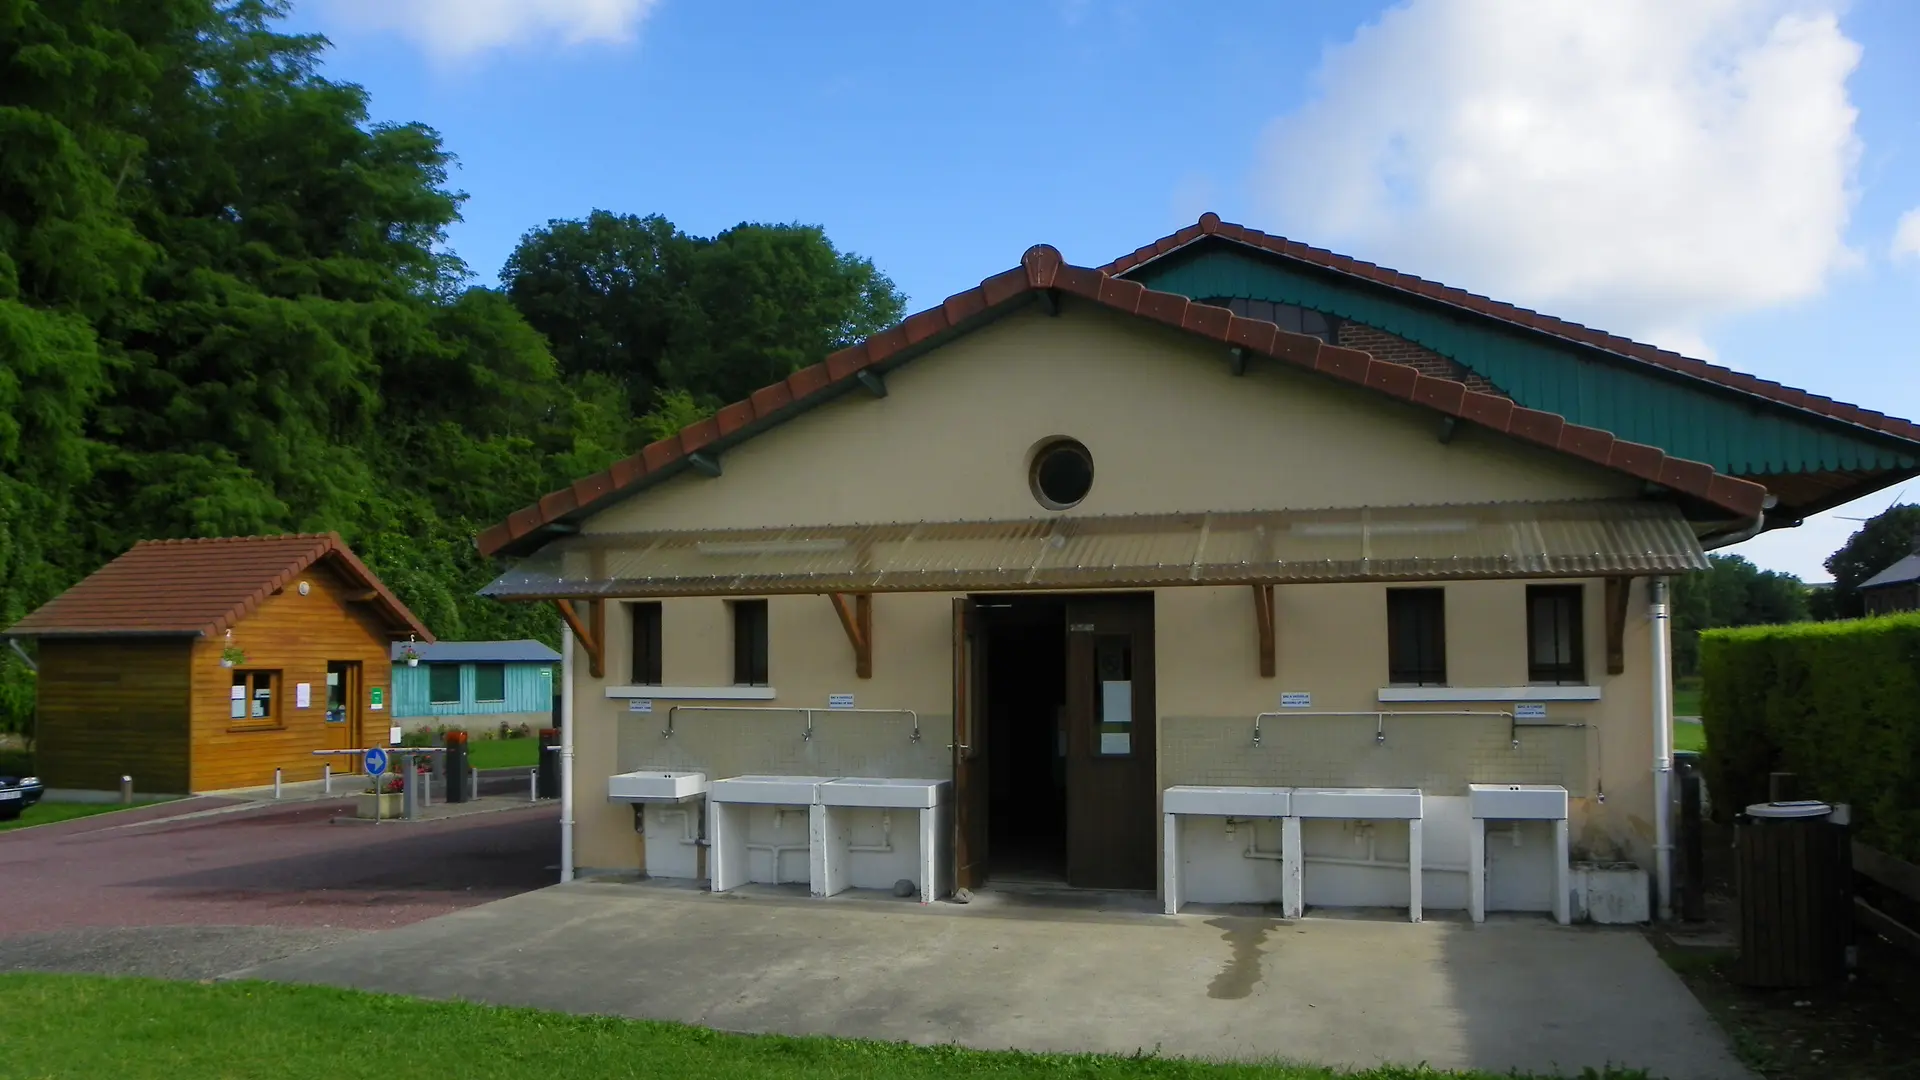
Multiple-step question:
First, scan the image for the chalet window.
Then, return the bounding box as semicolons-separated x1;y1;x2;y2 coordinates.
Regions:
1387;588;1447;686
1527;585;1586;684
474;663;507;703
630;602;663;684
229;670;278;724
428;663;462;704
732;599;769;686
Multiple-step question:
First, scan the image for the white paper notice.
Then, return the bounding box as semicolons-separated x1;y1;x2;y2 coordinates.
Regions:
389;726;403;745
1101;680;1132;724
828;693;854;710
1100;732;1132;755
230;685;245;701
295;682;311;709
1281;692;1311;708
628;699;653;713
1515;702;1547;720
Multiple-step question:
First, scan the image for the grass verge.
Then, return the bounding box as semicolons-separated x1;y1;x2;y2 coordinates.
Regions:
1672;722;1706;754
0;974;1648;1080
466;738;539;770
0;800;149;833
1671;676;1701;718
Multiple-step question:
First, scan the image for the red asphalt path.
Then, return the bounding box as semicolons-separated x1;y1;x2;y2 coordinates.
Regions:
0;798;558;936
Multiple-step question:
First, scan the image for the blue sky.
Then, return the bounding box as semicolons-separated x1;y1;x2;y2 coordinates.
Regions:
294;0;1920;580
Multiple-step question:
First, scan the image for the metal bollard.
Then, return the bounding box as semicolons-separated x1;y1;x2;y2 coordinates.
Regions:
120;775;133;806
274;768;282;799
324;763;332;795
530;768;538;803
471;767;480;800
422;770;431;808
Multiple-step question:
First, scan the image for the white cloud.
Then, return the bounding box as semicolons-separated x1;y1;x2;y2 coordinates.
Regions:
325;0;658;60
1894;207;1920;262
1256;0;1862;352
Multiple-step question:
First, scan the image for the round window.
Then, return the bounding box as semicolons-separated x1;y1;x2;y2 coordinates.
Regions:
1029;439;1094;510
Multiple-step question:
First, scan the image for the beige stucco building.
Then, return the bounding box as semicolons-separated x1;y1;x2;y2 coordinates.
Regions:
478;219;1920;922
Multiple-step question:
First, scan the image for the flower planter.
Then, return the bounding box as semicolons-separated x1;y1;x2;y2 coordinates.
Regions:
356;792;404;820
406;657;419;667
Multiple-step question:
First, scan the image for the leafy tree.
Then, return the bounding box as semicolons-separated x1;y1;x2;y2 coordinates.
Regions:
0;2;905;740
1671;554;1810;675
503;213;906;415
1823;503;1920;619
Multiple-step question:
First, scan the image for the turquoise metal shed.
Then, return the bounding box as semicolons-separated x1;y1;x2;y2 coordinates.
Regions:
390;640;558;723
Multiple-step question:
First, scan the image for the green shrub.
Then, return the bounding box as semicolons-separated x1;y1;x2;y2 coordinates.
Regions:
1700;612;1920;861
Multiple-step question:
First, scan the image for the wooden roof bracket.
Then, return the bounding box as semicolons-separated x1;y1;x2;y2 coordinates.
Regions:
555;598;605;679
828;592;873;679
1229;346;1248;376
1605;577;1631;676
1252;584;1275;678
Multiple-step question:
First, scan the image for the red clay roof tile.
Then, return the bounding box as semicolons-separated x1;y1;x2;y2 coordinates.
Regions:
5;534;431;641
474;247;1774;558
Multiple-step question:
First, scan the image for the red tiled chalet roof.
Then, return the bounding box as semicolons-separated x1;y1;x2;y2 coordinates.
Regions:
477;243;1772;559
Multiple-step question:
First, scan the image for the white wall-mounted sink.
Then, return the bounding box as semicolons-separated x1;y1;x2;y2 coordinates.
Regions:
607;770;708;803
1292;787;1423;820
709;775;838;805
1469;783;1568;820
1163;785;1292;817
819;777;948;809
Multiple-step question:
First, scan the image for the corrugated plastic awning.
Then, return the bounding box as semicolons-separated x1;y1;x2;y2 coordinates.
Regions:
479;500;1707;600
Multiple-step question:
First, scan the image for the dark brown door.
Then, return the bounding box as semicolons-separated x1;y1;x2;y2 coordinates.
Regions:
952;598;990;890
1065;594;1156;889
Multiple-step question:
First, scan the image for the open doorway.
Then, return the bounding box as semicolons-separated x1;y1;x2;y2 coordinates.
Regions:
980;596;1068;882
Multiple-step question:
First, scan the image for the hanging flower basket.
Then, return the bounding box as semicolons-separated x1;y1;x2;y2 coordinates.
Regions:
400;642;421;668
219;644;247;669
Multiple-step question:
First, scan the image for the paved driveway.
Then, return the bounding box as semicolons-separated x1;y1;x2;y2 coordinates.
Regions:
0;798;557;979
232;881;1750;1079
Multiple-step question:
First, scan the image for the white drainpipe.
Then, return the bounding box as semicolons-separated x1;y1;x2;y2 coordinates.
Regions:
1649;577;1674;921
560;624;577;884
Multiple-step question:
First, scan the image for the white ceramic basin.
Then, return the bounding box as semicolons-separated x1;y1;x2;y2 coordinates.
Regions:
819;777;949;809
1292;787;1423;820
709;775;838;805
1469;783;1568;820
607;770;708;803
1163;785;1292;818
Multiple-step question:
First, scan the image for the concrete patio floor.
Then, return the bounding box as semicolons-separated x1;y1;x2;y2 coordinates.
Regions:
231;880;1750;1079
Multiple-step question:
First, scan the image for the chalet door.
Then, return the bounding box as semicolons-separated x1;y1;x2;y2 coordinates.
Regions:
1065;594;1156;890
952;598;989;890
326;662;363;772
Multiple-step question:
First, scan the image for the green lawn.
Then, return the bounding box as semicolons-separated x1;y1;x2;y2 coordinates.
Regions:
0;974;1646;1080
1673;721;1706;754
0;800;149;833
1671;677;1702;718
466;737;540;770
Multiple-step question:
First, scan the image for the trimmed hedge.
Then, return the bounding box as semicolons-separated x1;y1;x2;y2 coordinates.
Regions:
1700;612;1920;862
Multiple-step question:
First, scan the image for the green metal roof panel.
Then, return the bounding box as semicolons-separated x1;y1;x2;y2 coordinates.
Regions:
1131;248;1916;479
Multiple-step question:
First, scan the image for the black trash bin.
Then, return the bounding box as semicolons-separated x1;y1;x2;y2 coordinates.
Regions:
1733;800;1850;988
536;727;560;800
445;731;470;803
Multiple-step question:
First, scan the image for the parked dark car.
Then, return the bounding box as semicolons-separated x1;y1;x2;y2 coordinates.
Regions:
0;773;44;820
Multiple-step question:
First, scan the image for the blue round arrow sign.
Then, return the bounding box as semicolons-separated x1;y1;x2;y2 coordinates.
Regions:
364;746;388;777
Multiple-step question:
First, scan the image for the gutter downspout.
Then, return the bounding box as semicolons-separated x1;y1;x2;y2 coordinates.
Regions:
1650;577;1675;922
1702;506;1769;551
560;624;576;884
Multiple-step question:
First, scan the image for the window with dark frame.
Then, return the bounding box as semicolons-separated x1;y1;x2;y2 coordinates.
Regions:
428;663;461;704
229;670;279;725
1386;588;1447;686
474;663;507;702
630;602;663;685
732;599;769;686
1527;585;1586;684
